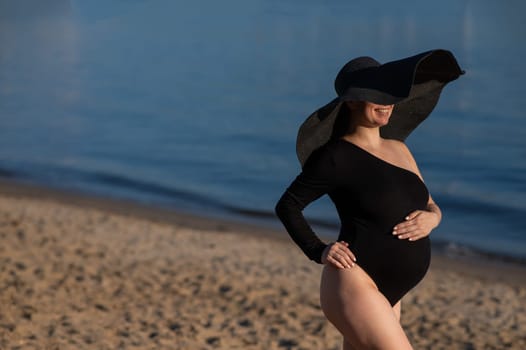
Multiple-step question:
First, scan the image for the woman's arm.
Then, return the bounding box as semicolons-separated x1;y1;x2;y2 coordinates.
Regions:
391;142;441;241
425;197;442;226
275;188;329;263
275;147;335;263
275;144;355;267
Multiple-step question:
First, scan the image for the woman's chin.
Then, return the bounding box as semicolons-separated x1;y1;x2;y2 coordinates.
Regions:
375;118;391;127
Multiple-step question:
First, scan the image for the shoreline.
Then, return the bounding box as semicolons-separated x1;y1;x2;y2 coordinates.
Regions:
1;177;525;288
0;177;285;240
1;177;525;349
1;174;525;266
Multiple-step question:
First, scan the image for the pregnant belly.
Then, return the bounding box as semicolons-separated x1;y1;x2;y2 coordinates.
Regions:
350;231;431;306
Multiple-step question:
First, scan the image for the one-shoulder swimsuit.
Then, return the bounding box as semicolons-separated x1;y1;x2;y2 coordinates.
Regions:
275;138;431;306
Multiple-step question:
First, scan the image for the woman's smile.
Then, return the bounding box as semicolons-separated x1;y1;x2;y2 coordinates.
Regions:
367;103;394;124
374;106;393;114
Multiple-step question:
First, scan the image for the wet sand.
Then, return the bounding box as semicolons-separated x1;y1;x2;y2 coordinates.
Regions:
0;180;525;349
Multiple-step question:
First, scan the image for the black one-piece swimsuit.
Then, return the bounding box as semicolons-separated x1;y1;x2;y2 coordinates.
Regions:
275;138;431;306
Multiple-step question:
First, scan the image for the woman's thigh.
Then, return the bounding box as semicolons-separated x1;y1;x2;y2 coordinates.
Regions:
320;265;412;350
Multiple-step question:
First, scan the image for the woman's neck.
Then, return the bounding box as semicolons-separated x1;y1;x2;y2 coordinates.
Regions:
343;126;383;149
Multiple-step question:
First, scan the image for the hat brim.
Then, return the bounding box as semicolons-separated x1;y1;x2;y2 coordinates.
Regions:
338;87;404;105
296;49;464;167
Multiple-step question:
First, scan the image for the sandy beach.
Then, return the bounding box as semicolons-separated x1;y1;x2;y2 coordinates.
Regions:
0;180;525;349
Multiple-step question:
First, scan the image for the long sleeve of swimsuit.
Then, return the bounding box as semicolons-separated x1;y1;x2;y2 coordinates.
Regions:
275;145;339;264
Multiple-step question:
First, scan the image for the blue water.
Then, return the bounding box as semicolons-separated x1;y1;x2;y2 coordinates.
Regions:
1;0;525;260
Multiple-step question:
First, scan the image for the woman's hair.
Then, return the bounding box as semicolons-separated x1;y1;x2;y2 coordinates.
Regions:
330;102;354;140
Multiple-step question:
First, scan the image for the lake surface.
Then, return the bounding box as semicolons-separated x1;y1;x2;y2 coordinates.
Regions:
1;0;525;260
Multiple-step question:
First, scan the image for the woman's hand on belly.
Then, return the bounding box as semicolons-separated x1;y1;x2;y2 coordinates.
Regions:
391;209;440;241
321;241;357;269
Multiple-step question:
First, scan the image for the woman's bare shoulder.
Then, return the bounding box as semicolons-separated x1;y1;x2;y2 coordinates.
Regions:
384;139;413;155
384;139;419;169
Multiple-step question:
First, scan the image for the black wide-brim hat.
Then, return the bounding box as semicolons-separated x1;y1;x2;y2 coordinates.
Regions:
296;49;464;166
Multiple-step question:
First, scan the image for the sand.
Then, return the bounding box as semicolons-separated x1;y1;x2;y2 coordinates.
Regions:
0;181;525;349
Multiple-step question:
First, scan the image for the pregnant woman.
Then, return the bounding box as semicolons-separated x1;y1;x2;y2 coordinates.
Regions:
275;50;463;349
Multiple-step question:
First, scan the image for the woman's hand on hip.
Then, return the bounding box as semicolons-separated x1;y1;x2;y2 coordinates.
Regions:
321;241;357;269
392;210;440;241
